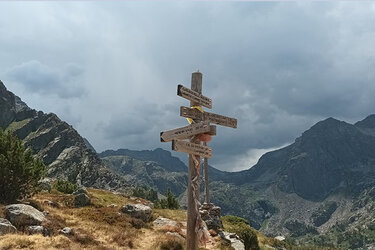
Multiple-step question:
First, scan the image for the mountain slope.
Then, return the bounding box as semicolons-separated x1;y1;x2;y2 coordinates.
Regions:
100;150;188;195
99;115;375;248
0;80;129;190
99;148;234;197
241;117;375;201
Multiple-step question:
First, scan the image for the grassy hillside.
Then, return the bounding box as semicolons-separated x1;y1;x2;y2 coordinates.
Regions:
0;187;319;250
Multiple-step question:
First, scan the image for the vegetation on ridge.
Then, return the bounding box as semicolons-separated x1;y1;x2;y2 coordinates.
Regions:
0;129;46;203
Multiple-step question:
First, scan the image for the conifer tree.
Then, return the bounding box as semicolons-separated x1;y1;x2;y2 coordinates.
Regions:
0;129;46;203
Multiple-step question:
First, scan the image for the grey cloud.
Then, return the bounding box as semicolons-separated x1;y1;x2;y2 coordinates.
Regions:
1;2;375;171
5;60;85;99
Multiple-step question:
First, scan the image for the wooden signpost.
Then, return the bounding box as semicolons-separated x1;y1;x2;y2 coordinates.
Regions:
180;106;237;128
172;140;212;158
160;71;237;250
160;121;216;142
177;84;212;108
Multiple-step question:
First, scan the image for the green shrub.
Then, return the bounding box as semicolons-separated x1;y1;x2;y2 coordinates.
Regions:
132;186;158;202
222;215;260;250
155;189;179;210
0;129;46;203
53;179;77;194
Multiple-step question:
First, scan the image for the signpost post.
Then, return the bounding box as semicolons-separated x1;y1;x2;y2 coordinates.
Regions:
160;71;237;250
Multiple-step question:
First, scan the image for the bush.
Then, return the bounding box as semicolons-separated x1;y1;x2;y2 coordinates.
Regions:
53;179;77;194
0;129;46;203
222;215;260;250
156;189;179;209
133;186;158;202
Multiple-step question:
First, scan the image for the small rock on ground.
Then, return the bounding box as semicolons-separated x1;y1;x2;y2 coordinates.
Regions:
60;227;73;235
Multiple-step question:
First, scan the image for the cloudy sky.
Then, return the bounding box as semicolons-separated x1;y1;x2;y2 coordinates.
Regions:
1;2;375;171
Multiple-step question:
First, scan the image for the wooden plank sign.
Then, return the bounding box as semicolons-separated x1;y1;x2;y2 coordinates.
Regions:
172;139;212;158
180;106;237;128
178;85;212;109
160;121;216;142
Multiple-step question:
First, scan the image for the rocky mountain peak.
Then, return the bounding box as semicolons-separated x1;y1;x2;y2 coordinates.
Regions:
355;114;375;129
0;80;6;91
0;80;129;191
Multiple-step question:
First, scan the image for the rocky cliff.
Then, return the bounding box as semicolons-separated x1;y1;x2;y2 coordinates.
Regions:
0;80;129;190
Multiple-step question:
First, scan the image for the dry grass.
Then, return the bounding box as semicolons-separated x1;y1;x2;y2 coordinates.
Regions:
153;209;187;222
111;230;138;248
156;225;185;238
151;234;185;250
0;188;232;250
0;188;146;249
88;188;129;207
0;234;72;249
256;231;288;250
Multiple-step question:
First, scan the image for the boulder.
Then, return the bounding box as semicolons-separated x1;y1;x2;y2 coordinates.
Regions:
0;218;17;235
5;204;45;228
121;204;152;222
74;193;90;207
153;217;178;228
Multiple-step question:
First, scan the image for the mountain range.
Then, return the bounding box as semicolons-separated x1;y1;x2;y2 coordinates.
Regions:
1;80;375;248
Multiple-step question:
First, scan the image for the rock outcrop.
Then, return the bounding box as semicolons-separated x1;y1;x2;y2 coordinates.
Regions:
74;193;91;207
5;204;45;228
121;204;152;222
153;217;179;228
0;80;130;191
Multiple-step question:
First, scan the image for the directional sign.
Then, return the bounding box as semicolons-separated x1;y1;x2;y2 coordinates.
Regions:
177;85;212;109
180;106;237;128
160;121;216;142
172;140;212;158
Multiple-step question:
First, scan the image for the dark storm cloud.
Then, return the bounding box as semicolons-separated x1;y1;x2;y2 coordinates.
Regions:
1;2;375;171
5;60;85;99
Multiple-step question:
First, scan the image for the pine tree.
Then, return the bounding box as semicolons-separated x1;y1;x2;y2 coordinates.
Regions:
0;129;46;203
156;188;180;209
166;188;179;209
